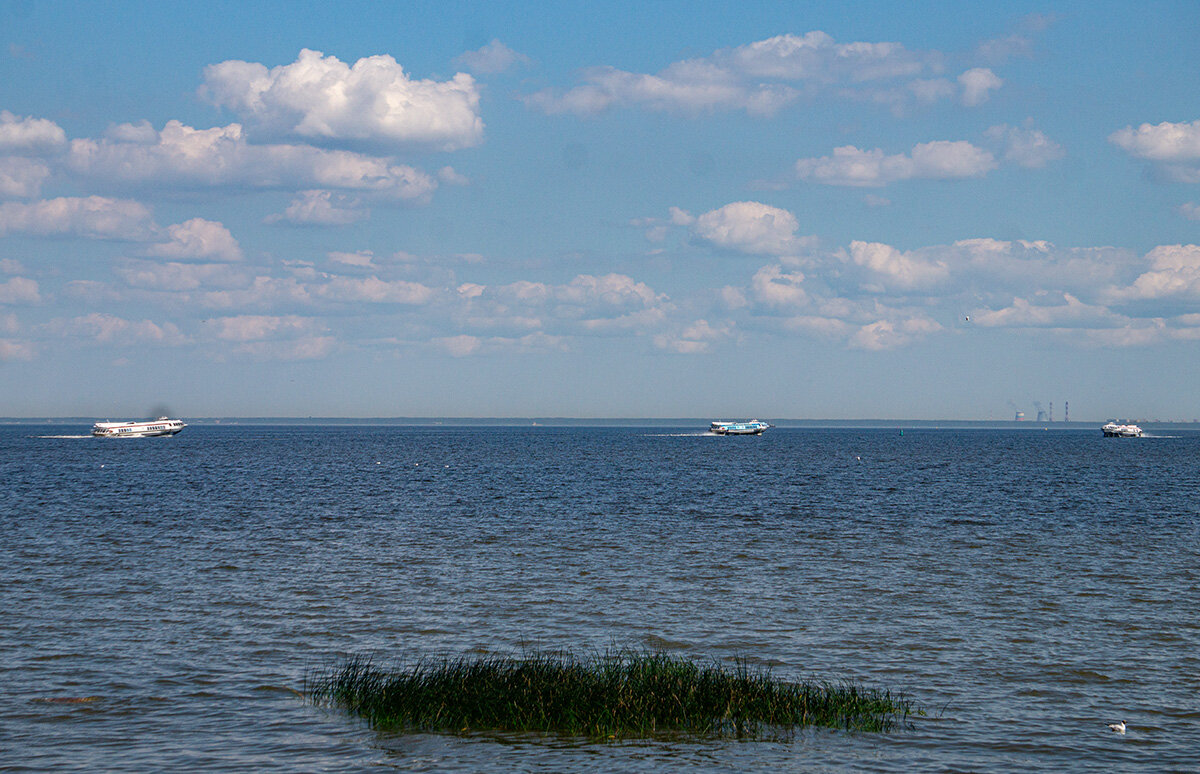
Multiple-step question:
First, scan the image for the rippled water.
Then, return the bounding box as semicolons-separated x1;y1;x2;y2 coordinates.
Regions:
2;425;1198;771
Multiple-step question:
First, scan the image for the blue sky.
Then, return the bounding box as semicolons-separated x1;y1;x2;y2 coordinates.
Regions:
2;1;1199;419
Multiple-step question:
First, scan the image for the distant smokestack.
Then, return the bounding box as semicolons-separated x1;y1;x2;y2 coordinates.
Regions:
1065;401;1069;423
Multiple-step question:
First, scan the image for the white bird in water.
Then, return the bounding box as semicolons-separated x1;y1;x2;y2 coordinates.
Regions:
1107;721;1126;734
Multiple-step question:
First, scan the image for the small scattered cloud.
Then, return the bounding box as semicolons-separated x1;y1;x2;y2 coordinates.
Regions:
975;34;1035;65
45;312;187;346
669;206;695;226
435;334;481;357
985;122;1065;168
431;332;570;357
114;259;248;292
1110;119;1200;162
267;190;368;225
0;157;51;198
318;276;437;305
523;31;957;117
796;140;996;186
1106;244;1200;301
201;48;484;151
0;276;40;304
848;240;950;290
327;250;376;268
147;218;243;262
0;196;156;239
67;121;438;201
8;43;36;61
1179;202;1200;221
437;166;469;186
0;338;35;361
231;335;337;360
211;314;323;342
454;39;531;75
907;78;955;105
850;317;942;350
957;68;1002;106
1110;119;1200;183
750;264;809;307
692;201;814;256
0;110;66;154
970;293;1120;328
653;319;733;354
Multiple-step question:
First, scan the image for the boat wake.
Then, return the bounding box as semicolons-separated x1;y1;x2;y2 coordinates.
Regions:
643;432;717;437
35;435;94;439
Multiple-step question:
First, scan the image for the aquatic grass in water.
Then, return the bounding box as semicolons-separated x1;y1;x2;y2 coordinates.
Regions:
308;649;917;739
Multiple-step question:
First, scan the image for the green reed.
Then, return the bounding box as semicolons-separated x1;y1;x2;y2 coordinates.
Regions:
307;649;917;739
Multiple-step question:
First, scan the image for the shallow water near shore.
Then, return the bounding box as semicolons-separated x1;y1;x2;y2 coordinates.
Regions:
2;424;1198;771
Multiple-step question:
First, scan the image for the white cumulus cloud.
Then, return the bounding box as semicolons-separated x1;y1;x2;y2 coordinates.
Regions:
0;276;40;304
795;141;996;186
211;314;322;342
653;319;733;354
454;40;531;75
435;334;481;357
0;338;35;360
147;218;243;262
0;157;52;198
319;276;436;304
693;201;812;256
201;49;484;151
327;250;375;268
1108;244;1200;300
848;240;950;289
524;31;950;117
958;68;1002;106
970;293;1120;328
46;312;187;346
267;190;367;225
67;121;438;200
231;336;337;360
985;123;1065;168
0;110;66;154
850;317;942;350
114;260;248;292
0;196;156;239
750;264;809;307
1110;119;1200;161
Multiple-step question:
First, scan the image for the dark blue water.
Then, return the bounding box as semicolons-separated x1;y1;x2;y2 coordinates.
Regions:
3;425;1198;771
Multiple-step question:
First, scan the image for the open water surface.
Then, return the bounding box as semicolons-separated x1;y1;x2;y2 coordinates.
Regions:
2;425;1198;772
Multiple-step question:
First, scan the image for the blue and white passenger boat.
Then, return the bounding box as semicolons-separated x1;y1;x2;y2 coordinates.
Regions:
1101;422;1143;438
709;419;771;435
92;417;187;438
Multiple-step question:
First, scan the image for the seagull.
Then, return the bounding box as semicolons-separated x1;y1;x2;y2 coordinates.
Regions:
1107;721;1126;734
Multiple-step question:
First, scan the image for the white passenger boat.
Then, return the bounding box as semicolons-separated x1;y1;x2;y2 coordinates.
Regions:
709;419;771;435
1101;422;1143;438
92;417;187;438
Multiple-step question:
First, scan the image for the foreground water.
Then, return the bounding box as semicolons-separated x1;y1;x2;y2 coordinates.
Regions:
2;425;1197;772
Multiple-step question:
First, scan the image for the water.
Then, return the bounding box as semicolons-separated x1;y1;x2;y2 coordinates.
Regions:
2;425;1197;772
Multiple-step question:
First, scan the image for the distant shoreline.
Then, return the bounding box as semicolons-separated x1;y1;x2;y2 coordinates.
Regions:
4;417;1198;430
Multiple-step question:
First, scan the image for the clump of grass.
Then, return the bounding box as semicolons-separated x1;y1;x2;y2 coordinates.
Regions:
307;648;917;739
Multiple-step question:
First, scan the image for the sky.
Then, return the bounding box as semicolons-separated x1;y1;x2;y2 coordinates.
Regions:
2;1;1199;420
